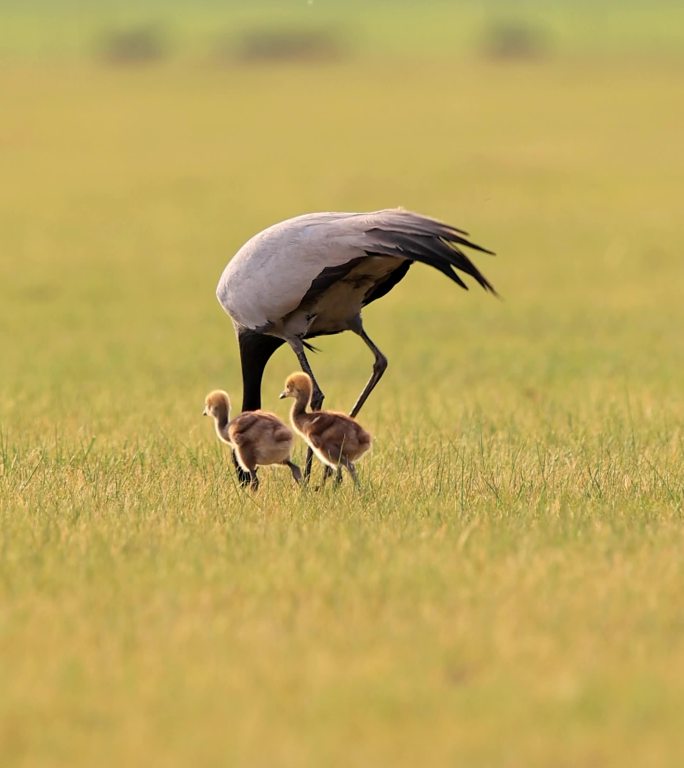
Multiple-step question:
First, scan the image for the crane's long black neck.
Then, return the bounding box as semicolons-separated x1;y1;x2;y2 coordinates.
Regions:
238;329;285;411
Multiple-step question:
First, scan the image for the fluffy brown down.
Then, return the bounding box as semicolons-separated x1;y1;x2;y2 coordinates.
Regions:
203;389;301;488
280;373;371;485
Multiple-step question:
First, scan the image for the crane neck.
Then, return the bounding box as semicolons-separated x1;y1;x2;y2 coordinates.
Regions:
238;329;285;411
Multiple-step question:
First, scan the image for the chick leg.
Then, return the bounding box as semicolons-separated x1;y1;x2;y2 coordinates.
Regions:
283;460;302;485
248;470;260;491
319;466;334;488
342;459;360;488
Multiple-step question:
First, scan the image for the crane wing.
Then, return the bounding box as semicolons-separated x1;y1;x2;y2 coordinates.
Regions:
216;209;495;331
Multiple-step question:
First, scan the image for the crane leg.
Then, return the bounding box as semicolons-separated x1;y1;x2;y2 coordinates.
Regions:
289;338;325;481
349;320;388;418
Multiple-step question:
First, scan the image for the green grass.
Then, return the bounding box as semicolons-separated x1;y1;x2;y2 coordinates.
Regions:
2;32;684;768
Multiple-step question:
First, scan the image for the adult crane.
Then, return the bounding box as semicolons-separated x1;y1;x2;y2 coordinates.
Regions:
216;208;496;481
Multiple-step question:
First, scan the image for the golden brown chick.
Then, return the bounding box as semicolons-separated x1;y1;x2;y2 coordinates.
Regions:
203;389;301;490
279;372;372;487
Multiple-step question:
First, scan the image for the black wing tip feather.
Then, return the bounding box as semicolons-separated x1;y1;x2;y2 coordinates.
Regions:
441;232;496;258
367;211;499;296
445;262;499;297
441;239;498;296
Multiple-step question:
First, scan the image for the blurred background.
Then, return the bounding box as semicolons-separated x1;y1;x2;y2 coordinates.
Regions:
1;0;683;429
3;0;684;60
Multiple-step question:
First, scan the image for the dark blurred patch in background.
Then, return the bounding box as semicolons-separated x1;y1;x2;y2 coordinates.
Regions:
96;23;169;65
481;19;550;61
228;26;345;64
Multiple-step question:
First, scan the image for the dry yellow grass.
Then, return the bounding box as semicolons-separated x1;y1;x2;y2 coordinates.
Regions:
1;26;684;768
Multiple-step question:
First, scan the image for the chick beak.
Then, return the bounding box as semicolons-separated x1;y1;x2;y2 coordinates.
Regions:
278;391;287;400
202;406;208;416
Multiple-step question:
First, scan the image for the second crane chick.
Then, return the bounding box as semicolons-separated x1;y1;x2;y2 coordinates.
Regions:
203;390;302;490
279;373;372;487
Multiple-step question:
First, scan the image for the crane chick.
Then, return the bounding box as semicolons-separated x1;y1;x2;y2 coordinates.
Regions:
279;373;371;487
203;390;302;490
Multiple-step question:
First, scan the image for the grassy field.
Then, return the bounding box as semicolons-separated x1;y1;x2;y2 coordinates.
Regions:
2;2;684;765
